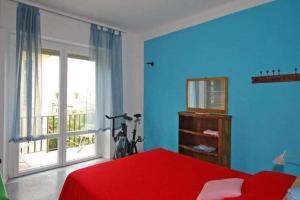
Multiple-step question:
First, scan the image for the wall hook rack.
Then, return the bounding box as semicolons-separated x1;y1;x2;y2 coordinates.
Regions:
252;68;300;84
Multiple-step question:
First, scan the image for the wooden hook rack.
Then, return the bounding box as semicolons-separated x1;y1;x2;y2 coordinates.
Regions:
252;73;300;84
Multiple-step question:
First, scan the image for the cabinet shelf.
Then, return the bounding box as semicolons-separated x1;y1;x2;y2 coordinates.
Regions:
179;129;219;138
179;144;219;157
179;111;231;167
179;111;231;119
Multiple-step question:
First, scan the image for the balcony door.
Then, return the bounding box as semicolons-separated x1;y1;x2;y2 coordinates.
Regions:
15;41;99;176
65;53;97;162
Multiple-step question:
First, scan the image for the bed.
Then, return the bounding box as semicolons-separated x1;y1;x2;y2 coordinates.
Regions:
59;148;295;200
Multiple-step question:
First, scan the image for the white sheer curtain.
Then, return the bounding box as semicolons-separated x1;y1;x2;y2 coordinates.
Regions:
89;24;123;132
10;3;43;142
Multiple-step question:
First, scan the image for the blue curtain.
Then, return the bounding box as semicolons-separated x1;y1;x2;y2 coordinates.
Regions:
89;24;123;131
10;3;42;142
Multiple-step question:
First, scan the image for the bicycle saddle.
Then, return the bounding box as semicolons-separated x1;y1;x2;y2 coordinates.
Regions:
134;113;142;118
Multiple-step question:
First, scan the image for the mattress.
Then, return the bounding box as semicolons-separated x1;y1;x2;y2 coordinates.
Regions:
59;148;295;200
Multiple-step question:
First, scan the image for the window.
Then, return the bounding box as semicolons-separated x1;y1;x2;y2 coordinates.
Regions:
17;45;98;175
19;50;60;172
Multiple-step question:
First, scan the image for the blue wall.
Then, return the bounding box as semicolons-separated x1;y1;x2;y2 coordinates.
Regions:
144;0;300;175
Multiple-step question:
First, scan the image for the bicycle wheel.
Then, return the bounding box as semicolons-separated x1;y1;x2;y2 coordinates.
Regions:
114;136;128;159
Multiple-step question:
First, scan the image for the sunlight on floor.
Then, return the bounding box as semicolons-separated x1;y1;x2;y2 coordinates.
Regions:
19;143;96;172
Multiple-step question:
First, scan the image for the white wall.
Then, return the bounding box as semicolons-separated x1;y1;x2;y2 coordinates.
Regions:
0;0;144;179
0;28;7;180
0;27;4;177
123;33;144;151
0;0;8;181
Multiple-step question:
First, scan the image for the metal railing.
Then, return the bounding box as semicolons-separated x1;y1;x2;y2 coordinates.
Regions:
20;113;96;154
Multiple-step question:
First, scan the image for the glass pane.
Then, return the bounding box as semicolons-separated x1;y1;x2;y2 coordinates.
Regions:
19;138;58;172
66;133;96;162
19;50;60;172
206;80;225;109
20;51;60;135
41;51;60;134
67;56;96;132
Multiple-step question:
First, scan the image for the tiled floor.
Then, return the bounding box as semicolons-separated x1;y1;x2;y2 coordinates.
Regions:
6;159;106;200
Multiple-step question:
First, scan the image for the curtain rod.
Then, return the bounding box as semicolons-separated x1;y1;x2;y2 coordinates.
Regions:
7;0;126;33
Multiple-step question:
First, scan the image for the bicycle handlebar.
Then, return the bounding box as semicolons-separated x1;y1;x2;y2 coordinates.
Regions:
105;113;133;121
105;114;124;119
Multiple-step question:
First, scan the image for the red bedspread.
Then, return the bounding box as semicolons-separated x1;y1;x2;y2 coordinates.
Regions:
59;148;295;200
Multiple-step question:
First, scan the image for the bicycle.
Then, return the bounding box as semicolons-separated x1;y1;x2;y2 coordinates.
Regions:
105;113;143;159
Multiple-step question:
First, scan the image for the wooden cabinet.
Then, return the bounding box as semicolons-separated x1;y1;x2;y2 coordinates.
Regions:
178;111;231;167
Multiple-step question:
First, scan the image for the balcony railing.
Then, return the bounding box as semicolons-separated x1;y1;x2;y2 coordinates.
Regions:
20;113;96;154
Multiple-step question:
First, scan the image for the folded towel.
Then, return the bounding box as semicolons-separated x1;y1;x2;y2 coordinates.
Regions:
287;187;300;200
193;144;216;153
203;129;219;137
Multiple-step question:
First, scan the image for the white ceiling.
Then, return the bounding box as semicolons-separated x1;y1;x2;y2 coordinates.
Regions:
26;0;268;33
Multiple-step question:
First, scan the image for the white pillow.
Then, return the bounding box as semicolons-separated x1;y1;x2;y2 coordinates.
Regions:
197;178;244;200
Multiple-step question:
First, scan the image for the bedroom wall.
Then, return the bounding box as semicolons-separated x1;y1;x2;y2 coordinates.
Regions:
0;26;6;178
144;0;300;175
0;0;7;180
0;0;143;179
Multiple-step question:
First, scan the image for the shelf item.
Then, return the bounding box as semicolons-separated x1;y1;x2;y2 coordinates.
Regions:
179;144;218;157
203;129;219;137
179;111;231;167
251;73;300;84
193;144;216;153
